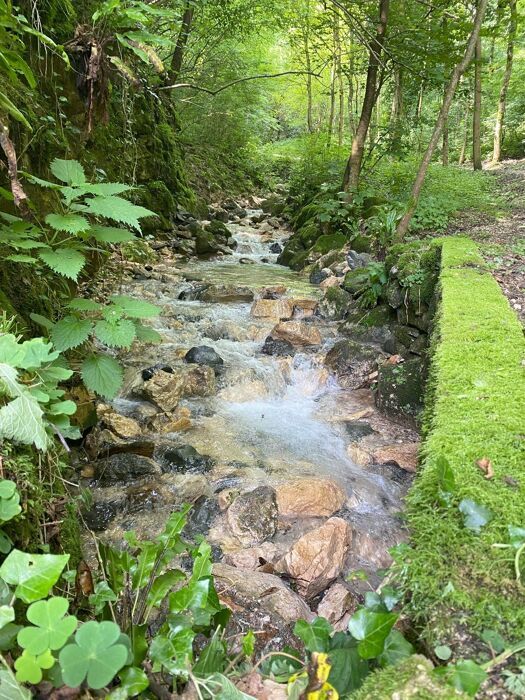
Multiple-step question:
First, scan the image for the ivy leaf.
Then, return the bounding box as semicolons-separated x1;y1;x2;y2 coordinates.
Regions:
15;649;55;684
134;323;162;344
378;630;414;666
117;666;149;696
348;609;398;659
38;248;86;280
45;213;90;234
89;581;118;615
459;499;493;534
0;550;69;603
59;620;128;690
50;159;86;186
83;196;155;231
0;606;14;631
81;354;123;399
51;316;93;351
149;629;195;678
110;296;160;319
89;225;135;243
17;596;78;655
94;319;136;349
448;660;487;696
0;394;49;450
294;617;332;653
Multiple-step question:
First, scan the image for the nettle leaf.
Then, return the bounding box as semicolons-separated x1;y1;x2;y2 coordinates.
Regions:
89;225;135;243
6;254;38;264
29;313;54;331
448;660;487;696
94;319;136;349
110;295;160;319
77;183;133;197
134;323;162;344
68;298;102;312
83;196;155;231
50;159;86;186
14;649;55;684
45;213;90;234
0;550;69;603
294;617;332;653
0;394;49;450
348;609;398;659
459;499;493;534
59;620;128;690
52;316;93;351
81;354;123;399
18;597;77;655
38;248;86;280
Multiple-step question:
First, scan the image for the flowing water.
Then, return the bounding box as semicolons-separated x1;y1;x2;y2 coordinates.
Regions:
85;210;413;576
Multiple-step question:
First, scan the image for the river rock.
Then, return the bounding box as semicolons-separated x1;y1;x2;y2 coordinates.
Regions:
320;276;341;289
275;517;352;598
83;495;125;531
270;243;283;254
184;345;224;372
262;336;296;357
143;369;185;412
373;442;420;472
270;321;321;347
344;421;375;441
213;563;313;624
149;406;192;433
324;339;378;388
376;357;425;424
347;444;373;466
93;453;161;486
224;542;283;570
183;365;216;397
317;583;358;631
292;299;318;317
156;444;215;474
251;299;294;319
200;285;254;303
102;411;142;439
259;285;287;299
141;363;174;381
275;478;346;518
227;486;278;546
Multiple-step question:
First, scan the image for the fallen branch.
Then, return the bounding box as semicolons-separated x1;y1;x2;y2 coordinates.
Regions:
157;70;321;95
0;118;30;217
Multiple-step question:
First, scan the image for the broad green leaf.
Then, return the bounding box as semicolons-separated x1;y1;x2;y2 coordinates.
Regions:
67;298;103;312
448;660;487;696
0;335;25;366
18;596;77;654
118;666;149;696
18;338;59;369
149;629;195;678
0;394;49;450
39;248;86;280
94;319;136;348
327;643;368;695
459;499;492;534
348;609;398;659
81;354;123;399
47;400;77;416
50;159;86;186
192;540;213;580
83;195;155;231
481;629;506;653
0;364;21;398
378;630;414;666
58;620;128;690
0;480;21;523
6;254;37;264
29;313;54;331
89;225;135;243
0;606;14;631
0;532;13;555
45;213;90;234
508;526;525;549
89;581;118;615
0;91;31;129
110;295;160;319
294;617;332;652
146;569;185;611
76;183;133;197
0;550;69;603
0;668;31;700
51;315;93;351
192;632;227;676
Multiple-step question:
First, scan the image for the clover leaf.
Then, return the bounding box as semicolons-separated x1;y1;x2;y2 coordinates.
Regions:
58;620;128;690
18;596;77;655
15;649;55;684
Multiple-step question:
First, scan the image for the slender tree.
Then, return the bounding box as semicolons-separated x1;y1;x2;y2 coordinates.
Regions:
343;0;390;192
492;0;517;163
395;0;489;240
169;0;195;82
472;33;483;169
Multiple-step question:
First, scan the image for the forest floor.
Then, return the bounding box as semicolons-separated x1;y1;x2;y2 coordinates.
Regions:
446;159;525;325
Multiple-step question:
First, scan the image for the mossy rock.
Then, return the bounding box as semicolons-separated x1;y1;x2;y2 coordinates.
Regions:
385;240;440;306
376;356;425;424
359;305;395;327
292;202;319;229
343;269;368;296
121;239;156;264
139;180;176;233
312;233;347;255
206;220;231;238
277;239;306;267
319;287;352;321
288;249;311;271
350;234;373;253
298;221;322;247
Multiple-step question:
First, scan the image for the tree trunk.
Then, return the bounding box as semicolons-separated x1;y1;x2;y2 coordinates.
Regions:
492;0;517;163
0;118;30;217
459;101;470;165
472;34;483;170
336;19;344;146
391;67;403;150
169;1;195;82
303;8;314;133
442;81;449;166
395;0;489;240
343;0;389;192
327;20;338;144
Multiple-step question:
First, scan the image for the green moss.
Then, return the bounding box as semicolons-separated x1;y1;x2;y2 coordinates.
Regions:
343;269;368;295
352;656;466;699
121;239;156;264
298;221;322;246
312;233;347;254
385;240;440;306
292;202;319;229
350;234;373;253
403;237;525;642
359;305;394;327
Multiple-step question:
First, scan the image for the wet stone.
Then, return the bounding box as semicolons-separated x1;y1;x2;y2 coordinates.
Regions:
92;453;161;486
344;421;376;441
262;336;296;357
227;485;278;547
184;345;224;372
156;444;215;474
83;497;124;531
141;364;174;381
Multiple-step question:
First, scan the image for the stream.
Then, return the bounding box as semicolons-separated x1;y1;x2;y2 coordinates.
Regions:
80;204;418;631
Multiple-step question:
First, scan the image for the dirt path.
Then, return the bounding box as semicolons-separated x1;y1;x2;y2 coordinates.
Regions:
447;159;525;325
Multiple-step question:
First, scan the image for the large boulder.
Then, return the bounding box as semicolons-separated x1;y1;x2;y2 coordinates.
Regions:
143;370;185;412
262;336;296;357
200;285;254;304
227;486;278;547
375;357;425;424
183;365;216;397
184;345;224;372
250;299;294;320
275;517;352;598
318;287;352;321
101;411;142;439
275;478;346;518
324;340;378;388
270;321;321;347
212;563;313;624
92;453;161;486
373;442;420;473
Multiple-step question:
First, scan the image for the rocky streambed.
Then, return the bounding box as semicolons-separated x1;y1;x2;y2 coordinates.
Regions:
76;200;420;650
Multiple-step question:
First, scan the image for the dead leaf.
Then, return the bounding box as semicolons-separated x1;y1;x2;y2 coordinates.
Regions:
368;371;379;380
385;354;403;365
476;457;494;480
76;560;94;597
